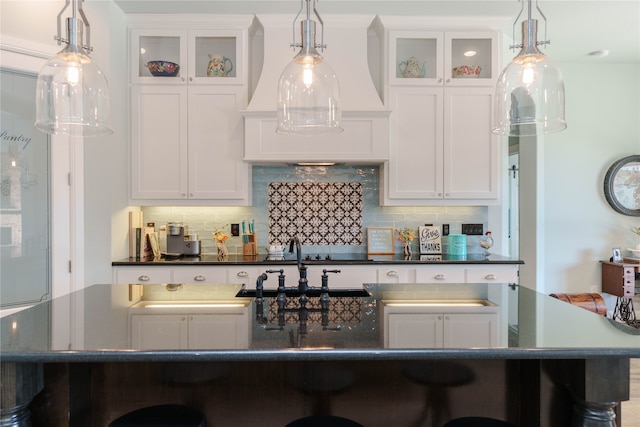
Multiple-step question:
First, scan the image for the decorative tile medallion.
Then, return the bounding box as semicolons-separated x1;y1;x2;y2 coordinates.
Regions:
268;182;363;245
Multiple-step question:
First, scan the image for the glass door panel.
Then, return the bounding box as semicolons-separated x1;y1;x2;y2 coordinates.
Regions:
0;68;51;307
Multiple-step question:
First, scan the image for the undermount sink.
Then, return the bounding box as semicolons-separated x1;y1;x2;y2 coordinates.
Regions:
235;288;371;298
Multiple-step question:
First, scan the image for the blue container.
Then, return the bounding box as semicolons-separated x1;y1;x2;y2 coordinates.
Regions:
447;234;467;256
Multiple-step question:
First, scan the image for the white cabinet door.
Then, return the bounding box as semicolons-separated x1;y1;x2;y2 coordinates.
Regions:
443;87;498;200
187;85;249;202
131;314;189;349
385;311;499;348
386;87;443;200
188;313;249;349
387;313;443;348
443;313;498;348
130;85;189;200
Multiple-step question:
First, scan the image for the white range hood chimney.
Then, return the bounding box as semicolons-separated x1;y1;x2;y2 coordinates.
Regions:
243;14;389;164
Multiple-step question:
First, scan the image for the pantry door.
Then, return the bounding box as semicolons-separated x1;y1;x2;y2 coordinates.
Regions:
0;42;82;312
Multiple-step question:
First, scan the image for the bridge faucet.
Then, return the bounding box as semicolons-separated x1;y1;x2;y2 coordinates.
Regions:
289;236;302;272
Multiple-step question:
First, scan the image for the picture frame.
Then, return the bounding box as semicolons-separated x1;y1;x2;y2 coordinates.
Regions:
612;247;623;262
367;227;395;255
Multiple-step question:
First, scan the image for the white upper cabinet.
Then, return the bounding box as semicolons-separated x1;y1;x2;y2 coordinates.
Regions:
389;30;499;87
127;16;254;205
130;28;244;85
381;25;502;206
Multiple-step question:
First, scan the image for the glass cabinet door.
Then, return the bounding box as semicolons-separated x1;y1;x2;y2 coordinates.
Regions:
389;31;443;86
131;29;187;84
445;32;498;86
188;29;242;84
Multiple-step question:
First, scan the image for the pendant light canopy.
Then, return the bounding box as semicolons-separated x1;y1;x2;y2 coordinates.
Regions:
35;0;113;137
493;0;566;137
276;0;343;136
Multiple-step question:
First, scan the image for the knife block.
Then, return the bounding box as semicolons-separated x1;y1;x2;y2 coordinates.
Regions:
242;233;257;255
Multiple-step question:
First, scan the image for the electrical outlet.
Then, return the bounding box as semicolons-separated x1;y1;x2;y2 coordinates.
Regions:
442;224;450;236
231;223;240;236
462;223;483;235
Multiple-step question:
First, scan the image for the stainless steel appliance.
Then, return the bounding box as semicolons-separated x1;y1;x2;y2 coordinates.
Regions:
165;222;201;256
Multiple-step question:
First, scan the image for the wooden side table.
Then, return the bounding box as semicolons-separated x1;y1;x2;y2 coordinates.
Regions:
600;260;638;324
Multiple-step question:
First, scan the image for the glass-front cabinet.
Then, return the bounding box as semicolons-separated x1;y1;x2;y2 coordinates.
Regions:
130;28;242;85
389;30;498;86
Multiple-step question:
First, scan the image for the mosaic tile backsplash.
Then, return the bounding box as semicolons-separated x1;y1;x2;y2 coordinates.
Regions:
140;165;489;255
268;182;363;246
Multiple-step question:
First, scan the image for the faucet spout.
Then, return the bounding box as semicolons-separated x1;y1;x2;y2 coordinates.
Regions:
289;236;302;272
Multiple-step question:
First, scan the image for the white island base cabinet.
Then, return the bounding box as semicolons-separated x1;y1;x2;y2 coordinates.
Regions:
129;303;251;350
383;302;500;348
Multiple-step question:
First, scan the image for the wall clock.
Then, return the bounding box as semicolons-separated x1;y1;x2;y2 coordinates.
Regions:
603;155;640;216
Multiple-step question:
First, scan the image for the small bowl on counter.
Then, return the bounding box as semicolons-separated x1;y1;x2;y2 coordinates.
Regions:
147;61;180;77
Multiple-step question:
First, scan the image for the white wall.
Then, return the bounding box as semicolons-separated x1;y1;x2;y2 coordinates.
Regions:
536;62;640;294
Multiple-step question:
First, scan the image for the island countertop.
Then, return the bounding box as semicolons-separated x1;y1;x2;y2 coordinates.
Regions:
2;282;638;363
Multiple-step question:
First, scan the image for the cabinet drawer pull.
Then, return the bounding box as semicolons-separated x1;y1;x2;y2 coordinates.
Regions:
485;274;497;280
194;275;206;281
434;274;446;280
386;270;399;277
236;271;249;278
138;275;150;281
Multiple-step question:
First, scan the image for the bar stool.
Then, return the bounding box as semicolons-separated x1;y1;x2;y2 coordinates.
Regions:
108;404;206;427
285;415;363;427
443;416;517;426
286;364;355;416
403;360;475;427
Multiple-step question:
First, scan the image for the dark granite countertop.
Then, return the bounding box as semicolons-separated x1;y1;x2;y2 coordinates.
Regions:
112;253;523;266
2;283;638;363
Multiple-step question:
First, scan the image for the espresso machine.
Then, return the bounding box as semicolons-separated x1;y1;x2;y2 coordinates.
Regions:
165;222;201;256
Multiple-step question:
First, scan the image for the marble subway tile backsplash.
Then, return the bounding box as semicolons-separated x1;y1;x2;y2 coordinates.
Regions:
141;165;488;255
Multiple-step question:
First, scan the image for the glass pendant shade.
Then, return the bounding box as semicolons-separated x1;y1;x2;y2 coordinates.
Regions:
35;17;113;137
276;14;342;135
493;19;566;136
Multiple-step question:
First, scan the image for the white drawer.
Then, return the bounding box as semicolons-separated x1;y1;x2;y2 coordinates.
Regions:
115;267;172;284
377;267;416;283
306;266;376;289
415;266;465;283
465;267;518;283
172;267;228;284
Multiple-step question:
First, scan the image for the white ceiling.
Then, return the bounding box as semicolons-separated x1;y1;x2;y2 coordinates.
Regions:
112;0;640;64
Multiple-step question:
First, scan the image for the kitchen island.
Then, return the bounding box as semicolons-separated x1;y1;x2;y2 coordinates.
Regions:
1;282;638;427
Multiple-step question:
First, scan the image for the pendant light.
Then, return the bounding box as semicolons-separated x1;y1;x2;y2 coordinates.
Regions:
493;0;566;137
276;0;343;135
35;0;113;137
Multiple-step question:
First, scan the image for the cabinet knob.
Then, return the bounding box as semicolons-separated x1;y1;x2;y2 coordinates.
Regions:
387;270;399;277
189;193;194;197
438;78;443;83
194;275;206;281
237;271;249;277
181;77;186;82
189;77;193;82
138;275;150;281
438;315;443;320
446;78;451;83
434;274;446;280
485;274;497;280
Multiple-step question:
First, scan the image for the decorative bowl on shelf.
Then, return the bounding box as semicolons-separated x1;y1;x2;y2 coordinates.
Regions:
628;248;640;258
452;65;481;78
146;61;180;77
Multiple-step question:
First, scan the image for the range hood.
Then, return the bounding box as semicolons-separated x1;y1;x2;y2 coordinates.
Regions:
243;15;390;164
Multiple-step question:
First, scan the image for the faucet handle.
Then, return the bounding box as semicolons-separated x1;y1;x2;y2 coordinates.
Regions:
322;269;341;275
